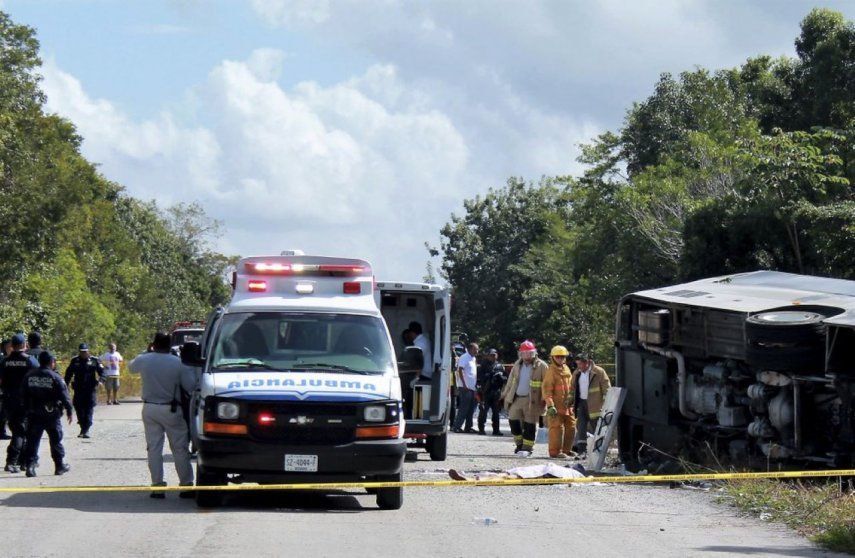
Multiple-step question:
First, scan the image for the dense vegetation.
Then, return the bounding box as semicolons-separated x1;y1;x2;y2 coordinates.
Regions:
438;8;855;360
0;12;233;357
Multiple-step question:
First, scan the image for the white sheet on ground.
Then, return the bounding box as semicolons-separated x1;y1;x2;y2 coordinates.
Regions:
505;463;586;479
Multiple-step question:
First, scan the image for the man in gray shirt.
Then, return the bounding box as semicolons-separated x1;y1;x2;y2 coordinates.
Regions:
128;332;196;498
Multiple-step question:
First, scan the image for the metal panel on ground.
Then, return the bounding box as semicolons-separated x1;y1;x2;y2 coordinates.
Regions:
586;387;627;472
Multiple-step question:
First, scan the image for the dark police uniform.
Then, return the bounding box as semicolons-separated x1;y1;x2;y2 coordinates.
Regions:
0;350;38;470
477;362;507;435
21;362;72;475
64;352;104;437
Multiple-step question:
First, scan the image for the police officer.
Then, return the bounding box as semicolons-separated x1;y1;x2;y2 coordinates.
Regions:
21;351;72;477
0;334;38;472
0;339;11;440
26;332;45;363
64;343;104;438
477;349;507;436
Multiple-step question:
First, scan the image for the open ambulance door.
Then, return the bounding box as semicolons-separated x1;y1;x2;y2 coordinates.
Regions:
430;288;451;423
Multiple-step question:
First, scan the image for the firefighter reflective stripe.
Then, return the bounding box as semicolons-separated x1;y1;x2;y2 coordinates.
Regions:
589;387;601;393
522;439;535;449
529;380;542;388
590;412;602;418
513;435;523;443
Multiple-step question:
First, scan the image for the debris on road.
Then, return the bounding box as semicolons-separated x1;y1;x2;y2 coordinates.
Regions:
449;462;588;482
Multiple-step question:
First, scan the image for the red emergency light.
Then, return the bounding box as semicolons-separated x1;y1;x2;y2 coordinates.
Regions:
343;282;361;294
245;262;366;277
257;413;276;425
247;280;268;293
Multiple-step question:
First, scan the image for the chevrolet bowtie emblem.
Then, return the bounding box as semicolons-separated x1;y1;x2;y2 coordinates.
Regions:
289;416;314;425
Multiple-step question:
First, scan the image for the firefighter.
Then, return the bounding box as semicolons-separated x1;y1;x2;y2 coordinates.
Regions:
543;345;576;458
500;340;548;457
64;343;104;438
570;352;611;454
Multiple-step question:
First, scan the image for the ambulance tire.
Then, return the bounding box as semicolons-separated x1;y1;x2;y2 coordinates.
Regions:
376;472;403;510
195;465;225;508
427;432;448;461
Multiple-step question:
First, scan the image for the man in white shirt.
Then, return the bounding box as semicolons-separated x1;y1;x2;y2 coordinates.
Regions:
409;321;433;379
569;352;611;454
100;343;123;405
452;343;479;433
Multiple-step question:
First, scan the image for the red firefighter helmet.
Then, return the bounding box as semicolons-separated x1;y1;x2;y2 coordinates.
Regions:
519;340;536;352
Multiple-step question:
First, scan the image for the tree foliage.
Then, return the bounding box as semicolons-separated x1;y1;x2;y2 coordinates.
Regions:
0;12;233;356
439;8;855;361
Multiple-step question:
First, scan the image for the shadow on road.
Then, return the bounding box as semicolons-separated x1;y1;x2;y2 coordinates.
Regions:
0;489;376;514
696;546;827;557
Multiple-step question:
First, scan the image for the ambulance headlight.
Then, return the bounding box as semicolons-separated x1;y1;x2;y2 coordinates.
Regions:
217;402;240;420
363;406;386;422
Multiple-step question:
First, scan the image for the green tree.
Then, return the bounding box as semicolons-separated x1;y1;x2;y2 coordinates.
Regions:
438;178;566;351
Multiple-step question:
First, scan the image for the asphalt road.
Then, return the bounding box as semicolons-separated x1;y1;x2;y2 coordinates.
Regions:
0;401;844;558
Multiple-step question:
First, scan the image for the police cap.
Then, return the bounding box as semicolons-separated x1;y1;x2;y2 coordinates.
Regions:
11;333;25;346
78;343;90;351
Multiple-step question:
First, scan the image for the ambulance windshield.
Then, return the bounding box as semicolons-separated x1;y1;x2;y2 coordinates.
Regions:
209;312;394;375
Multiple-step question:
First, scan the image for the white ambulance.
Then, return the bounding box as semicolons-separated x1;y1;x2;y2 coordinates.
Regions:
181;254;408;509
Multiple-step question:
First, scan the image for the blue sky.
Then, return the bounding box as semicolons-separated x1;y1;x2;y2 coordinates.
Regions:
3;0;853;280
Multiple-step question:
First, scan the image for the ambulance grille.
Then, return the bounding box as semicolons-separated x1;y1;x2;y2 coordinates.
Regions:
246;402;358;445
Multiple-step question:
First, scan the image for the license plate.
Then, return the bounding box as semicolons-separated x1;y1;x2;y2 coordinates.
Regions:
284;454;318;472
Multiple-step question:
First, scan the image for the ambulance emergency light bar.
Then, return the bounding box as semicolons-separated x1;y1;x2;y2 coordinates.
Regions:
237;255;373;295
244;262;367;276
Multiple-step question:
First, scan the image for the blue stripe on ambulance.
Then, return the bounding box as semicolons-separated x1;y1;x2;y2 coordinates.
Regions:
215;390;388;402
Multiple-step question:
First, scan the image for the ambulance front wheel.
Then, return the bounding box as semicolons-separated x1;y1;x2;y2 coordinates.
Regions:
196;465;225;508
427;432;447;461
376;471;403;510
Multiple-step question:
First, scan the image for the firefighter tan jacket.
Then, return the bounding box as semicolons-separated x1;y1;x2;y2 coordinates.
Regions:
542;361;574;415
568;363;611;418
501;358;548;412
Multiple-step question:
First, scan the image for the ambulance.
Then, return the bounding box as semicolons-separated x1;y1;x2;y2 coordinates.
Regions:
181;253;411;509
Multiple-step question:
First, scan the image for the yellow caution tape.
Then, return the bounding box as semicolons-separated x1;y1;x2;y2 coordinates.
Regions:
0;469;852;494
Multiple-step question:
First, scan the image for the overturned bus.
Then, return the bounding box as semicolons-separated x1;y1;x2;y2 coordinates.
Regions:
616;271;855;471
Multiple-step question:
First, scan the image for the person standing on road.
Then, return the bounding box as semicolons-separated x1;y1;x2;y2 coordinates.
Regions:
26;332;46;363
543;346;576;458
20;351;72;477
0;334;38;472
501;340;548;457
409;321;433;380
569;352;611;455
100;343;123;405
477;349;506;436
128;332;195;499
452;342;479;433
64;343;104;438
0;339;12;440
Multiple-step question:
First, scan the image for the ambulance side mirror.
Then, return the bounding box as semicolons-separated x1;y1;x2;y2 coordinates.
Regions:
181;342;205;367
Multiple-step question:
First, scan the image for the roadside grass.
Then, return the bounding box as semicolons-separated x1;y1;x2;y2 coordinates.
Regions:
114;368;143;401
721;478;855;554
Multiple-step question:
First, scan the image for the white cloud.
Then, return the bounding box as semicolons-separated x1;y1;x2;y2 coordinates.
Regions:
39;51;478;279
41;58;222;203
250;0;331;26
245;48;289;82
245;0;807;130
